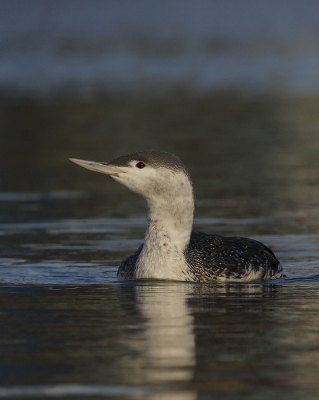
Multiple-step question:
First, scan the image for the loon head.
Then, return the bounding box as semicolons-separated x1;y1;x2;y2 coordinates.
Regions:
70;150;194;204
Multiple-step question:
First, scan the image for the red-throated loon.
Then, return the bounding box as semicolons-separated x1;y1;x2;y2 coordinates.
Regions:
70;150;283;282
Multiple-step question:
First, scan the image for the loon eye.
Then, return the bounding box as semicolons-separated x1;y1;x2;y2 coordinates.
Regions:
136;161;145;169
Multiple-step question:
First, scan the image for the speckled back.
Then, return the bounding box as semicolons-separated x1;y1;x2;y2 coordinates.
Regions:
186;231;282;281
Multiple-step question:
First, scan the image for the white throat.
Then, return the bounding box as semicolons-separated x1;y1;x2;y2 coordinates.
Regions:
135;170;196;281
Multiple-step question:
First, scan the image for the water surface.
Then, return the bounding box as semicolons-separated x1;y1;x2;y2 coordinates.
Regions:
1;91;319;398
1;190;319;399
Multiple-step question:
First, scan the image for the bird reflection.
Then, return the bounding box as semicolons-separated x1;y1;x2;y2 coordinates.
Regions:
135;283;196;383
119;281;197;400
118;282;280;399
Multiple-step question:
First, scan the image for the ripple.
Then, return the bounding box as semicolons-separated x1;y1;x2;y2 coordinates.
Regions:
0;384;159;398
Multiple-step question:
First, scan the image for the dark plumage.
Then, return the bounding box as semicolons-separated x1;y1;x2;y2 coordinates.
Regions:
186;231;282;281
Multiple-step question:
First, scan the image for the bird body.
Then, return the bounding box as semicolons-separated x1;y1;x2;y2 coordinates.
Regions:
70;150;283;282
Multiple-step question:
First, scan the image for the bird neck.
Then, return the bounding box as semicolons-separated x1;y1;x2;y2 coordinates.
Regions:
135;176;196;281
145;194;194;250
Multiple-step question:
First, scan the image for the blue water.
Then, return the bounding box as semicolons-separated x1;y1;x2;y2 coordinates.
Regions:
1;0;319;97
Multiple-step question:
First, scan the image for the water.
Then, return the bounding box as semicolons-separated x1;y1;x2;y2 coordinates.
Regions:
1;186;319;399
2;282;319;400
1;90;319;397
1;0;319;97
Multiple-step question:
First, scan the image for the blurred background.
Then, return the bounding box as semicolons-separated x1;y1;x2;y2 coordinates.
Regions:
1;0;319;226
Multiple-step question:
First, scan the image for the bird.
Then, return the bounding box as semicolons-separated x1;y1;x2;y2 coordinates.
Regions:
70;150;283;282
